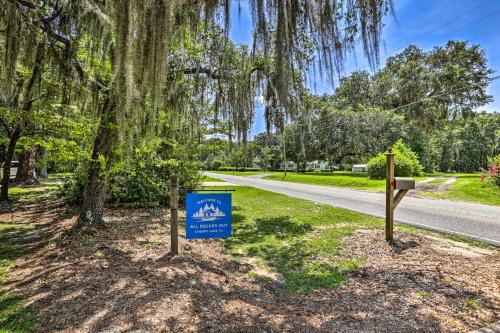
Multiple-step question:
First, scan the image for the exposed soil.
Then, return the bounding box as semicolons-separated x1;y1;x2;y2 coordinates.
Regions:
1;199;498;332
416;177;457;193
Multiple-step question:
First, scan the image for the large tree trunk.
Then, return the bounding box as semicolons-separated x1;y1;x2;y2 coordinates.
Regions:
15;147;38;184
1;128;21;201
37;148;48;178
76;96;118;229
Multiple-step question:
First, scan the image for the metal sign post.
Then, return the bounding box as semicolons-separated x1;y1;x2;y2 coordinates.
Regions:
386;152;416;242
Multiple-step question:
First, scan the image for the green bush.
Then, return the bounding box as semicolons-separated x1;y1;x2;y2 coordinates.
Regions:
108;158;201;206
367;140;423;179
60;150;201;207
58;160;89;206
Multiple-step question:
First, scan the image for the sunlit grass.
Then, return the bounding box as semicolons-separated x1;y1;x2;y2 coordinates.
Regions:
218;186;382;292
264;171;388;190
201;175;224;182
425;178;448;185
211;170;268;177
0;223;35;332
420;174;500;206
8;185;57;202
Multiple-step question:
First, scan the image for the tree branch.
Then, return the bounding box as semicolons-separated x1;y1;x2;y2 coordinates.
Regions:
7;0;110;93
174;64;267;80
0;117;13;137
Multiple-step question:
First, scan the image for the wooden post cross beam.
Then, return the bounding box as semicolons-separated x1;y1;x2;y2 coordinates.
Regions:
393;190;408;209
385;155;416;242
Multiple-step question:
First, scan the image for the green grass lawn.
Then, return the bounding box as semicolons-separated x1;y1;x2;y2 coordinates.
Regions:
8;184;58;202
425;177;449;185
420;174;500;206
264;171;388;190
0;223;36;332
201;175;224;182
213;170;430;191
212;170;499;205
220;186;384;292
211;170;269;177
217;185;494;292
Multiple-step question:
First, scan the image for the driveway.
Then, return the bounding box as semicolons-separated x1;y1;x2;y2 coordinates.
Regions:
205;172;500;246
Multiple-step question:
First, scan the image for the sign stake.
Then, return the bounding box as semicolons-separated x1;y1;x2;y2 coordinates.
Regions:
170;174;179;255
386;152;395;242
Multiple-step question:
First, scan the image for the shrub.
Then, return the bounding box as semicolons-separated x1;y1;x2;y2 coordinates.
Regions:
108;158;201;206
367;140;423;179
60;151;201;207
58;159;90;206
480;154;500;189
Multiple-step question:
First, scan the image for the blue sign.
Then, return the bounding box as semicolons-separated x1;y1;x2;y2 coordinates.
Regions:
186;193;232;239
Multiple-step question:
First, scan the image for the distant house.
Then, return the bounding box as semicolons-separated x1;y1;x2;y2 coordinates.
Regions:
352;164;367;173
307;160;337;171
280;161;296;170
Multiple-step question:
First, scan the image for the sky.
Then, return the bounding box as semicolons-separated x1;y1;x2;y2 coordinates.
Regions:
227;0;500;137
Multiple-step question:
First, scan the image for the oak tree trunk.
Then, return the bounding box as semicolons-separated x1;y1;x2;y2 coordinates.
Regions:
1;128;21;201
37;148;48;178
76;96;118;229
15;147;38;184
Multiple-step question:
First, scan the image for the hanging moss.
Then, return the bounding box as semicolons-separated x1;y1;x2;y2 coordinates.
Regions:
1;0;391;145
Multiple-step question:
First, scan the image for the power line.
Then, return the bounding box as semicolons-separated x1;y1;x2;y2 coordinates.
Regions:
334;0;498;78
410;0;490;45
419;7;500;49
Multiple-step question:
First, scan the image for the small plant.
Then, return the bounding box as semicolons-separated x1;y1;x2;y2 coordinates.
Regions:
416;291;429;297
480;154;500;189
466;298;481;310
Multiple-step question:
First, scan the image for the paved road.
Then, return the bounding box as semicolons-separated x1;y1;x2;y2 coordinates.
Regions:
205;172;500;246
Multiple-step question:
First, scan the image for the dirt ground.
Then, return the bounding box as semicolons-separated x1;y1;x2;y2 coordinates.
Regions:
1;199;499;332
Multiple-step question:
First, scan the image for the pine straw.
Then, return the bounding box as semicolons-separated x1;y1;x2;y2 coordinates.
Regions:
0;201;498;332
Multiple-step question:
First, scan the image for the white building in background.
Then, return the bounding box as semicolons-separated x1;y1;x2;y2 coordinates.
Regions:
307;160;337;171
352;164;368;173
280;161;296;170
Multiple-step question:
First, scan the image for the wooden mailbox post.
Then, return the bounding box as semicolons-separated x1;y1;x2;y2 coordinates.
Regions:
170;175;179;255
385;152;415;242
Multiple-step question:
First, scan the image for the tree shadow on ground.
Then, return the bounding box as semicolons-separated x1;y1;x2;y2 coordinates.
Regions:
1;203;497;332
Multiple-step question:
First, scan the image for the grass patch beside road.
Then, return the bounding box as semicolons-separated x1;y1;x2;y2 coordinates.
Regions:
420;174;500;206
212;170;429;191
0;223;36;332
201;175;224;182
425;177;448;185
264;171;388;191
211;170;499;205
220;186;383;292
211;170;269;177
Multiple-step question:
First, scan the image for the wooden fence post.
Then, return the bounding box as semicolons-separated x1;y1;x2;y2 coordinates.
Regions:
170;175;179;255
386;152;395;242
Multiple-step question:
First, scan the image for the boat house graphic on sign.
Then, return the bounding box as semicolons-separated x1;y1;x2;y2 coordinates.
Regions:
192;203;226;222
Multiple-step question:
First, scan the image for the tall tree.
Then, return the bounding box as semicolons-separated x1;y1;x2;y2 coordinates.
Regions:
2;0;392;228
